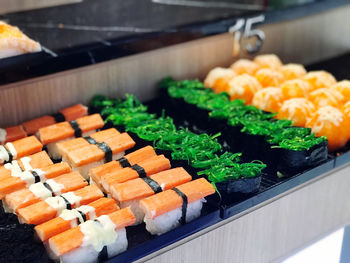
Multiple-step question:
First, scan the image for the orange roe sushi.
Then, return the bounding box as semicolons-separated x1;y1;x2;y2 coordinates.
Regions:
306;106;349;151
330;80;350;99
280;63;307;80
280;79;311;99
253;54;283;70
252;87;284;113
276;98;315;127
204;67;236;91
308;88;344;108
230;59;259;75
226;74;262;103
255;68;284;87
303;71;336;91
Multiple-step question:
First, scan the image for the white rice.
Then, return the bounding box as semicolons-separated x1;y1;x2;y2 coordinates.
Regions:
70;152;125;180
46;130;96;160
58;228;128;263
144;199;204;235
119;199;144;225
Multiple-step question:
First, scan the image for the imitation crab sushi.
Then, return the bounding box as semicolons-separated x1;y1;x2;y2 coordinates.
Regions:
0;125;27;145
38;114;104;159
0;136;42;164
47;208;135;263
140;178;215;235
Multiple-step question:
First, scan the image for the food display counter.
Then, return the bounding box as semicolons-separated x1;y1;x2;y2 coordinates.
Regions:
1;1;350;262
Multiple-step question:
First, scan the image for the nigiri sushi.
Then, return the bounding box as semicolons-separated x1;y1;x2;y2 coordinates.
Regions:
0;136;42;164
65;133;135;179
47;208;135;263
89;146;157;188
0;151;53;181
35;198;119;242
17;185;104;225
101;154;171;193
109;167;192;224
22;104;88;135
0;125;27;145
57;128;120;161
38;114;104;159
0;21;41;59
0;162;71;199
140;178;215;235
4;171;88;212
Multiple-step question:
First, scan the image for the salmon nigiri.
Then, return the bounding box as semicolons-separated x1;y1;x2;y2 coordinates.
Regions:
0;125;27;145
47;208;135;263
17;185;104;225
140;178;215;235
101;154;171;193
0;136;42;164
4;171;88;212
89;146;157;188
35;198;119;242
0;162;71;199
110;167;192;224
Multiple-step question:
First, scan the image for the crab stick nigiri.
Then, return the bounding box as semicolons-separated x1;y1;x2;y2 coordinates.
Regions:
22;104;88;135
0;162;71;199
89;146;157;188
0;151;53;181
4;171;88;212
140;178;215;235
38;114;104;159
101;154;171;193
65;133;135;179
0;125;27;145
0;136;42;164
17;185;104;225
47;208;135;263
35;198;119;242
57;128;120;161
110;167;192;224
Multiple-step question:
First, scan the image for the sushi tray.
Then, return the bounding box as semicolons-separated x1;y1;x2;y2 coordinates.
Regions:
1;52;350;263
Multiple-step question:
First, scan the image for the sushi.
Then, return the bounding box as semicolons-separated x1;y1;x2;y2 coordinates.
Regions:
0;151;53;181
17;185;104;225
0;136;42;164
35;198;119;242
0;125;27;145
4;171;88;212
65;133;135;179
100;154;171;193
38;114;104;159
23;104;88;135
57;128;120;161
109;167;192;224
204;67;236;90
0;21;41;59
0;162;71;199
253;54;283;70
89;146;157;188
140;178;215;235
47;208;135;263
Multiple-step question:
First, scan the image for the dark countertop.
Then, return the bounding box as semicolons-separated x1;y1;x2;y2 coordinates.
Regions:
0;0;349;86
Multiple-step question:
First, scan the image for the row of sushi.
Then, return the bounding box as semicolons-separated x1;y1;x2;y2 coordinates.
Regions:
0;103;88;145
204;54;350;151
0;126;215;262
158;78;328;176
90;94;266;195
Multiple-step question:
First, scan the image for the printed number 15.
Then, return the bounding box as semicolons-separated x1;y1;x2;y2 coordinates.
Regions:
229;15;265;55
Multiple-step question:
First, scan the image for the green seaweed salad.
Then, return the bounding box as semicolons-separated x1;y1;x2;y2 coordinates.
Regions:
90;94;266;188
160;77;326;151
